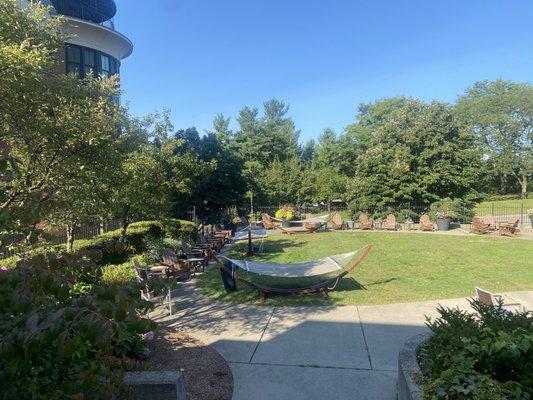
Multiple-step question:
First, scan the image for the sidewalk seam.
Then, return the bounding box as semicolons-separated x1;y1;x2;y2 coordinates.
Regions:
356;306;374;370
249;306;275;364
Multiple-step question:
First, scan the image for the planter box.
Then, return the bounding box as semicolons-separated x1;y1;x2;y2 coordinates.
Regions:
398;332;431;400
122;371;186;400
436;218;450;231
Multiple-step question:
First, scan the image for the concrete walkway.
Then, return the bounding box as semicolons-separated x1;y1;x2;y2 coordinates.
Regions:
154;285;532;400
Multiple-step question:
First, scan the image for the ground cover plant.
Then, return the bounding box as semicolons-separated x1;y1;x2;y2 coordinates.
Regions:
421;300;533;399
196;231;533;306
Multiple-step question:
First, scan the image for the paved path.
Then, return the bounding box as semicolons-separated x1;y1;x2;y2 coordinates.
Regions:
153;284;532;400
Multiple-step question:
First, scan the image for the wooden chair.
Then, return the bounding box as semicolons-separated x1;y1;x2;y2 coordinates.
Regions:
499;215;520;237
161;249;191;281
304;213;318;230
383;214;397;231
481;215;497;231
470;216;490;235
262;213;279;229
358;213;373;230
330;212;344;230
419;214;435;231
132;259;165;300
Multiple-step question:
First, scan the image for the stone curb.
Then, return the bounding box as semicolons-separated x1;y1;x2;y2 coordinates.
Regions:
122;371;186;400
397;332;431;400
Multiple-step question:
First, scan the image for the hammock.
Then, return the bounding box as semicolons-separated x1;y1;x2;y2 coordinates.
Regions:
232;228;268;241
271;214;331;224
216;244;372;299
225;251;356;278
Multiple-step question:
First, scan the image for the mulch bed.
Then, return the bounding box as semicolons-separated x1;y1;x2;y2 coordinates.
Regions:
147;329;233;400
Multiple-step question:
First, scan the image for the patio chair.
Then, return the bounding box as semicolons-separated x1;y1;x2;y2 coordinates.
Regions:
358;213;373;230
132;259;165;300
161;249;191;281
470;216;490;235
481;215;497;231
475;286;524;312
330;212;344;230
262;213;279;229
419;214;435;231
383;214;397;231
304;213;318;230
499;215;520;237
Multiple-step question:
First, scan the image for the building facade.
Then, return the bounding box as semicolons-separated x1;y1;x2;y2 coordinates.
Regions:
22;0;133;78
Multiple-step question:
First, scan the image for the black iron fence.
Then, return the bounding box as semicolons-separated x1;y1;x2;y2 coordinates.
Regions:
250;202;533;227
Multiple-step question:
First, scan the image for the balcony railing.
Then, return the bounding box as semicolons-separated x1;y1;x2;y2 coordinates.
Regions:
40;0;117;29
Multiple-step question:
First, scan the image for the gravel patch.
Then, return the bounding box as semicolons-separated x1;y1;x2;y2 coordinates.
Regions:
148;329;233;400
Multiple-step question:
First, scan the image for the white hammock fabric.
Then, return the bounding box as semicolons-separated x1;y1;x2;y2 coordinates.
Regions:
225;251;358;278
233;228;268;241
270;214;330;224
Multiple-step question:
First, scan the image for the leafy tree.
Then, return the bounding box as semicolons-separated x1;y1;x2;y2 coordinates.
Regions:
255;158;302;205
456;80;533;196
349;99;481;208
0;1;127;247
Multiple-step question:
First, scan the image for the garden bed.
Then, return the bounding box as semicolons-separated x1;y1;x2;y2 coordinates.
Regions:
148;329;233;400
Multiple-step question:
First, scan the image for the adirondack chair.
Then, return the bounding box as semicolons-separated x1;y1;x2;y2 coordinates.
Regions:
481;215;497;231
470;217;490;235
330;212;344;230
132;259;167;300
499;215;520;237
358;213;373;230
161;249;191;281
383;214;397;231
419;214;435;231
262;213;279;229
304;213;318;230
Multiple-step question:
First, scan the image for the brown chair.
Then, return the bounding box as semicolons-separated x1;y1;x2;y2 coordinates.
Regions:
161;249;191;281
419;214;435;231
330;212;344;230
304;213;318;230
481;215;497;231
499;216;520;237
262;213;279;229
383;214;397;231
358;213;373;230
470;216;491;235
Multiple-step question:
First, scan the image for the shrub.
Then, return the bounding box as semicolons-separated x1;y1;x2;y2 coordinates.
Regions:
421;299;533;399
428;198;475;222
160;218;197;240
275;205;295;221
101;261;137;286
0;262;155;399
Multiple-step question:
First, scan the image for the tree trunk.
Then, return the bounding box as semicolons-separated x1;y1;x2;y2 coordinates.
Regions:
99;218;105;236
500;174;508;194
119;212;129;243
66;225;75;252
520;174;528;198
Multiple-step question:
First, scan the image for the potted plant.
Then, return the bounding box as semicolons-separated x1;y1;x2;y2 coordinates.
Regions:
275;205;295;228
430;199;458;231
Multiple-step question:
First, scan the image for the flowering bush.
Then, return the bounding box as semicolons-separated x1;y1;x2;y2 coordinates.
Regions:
275;205;295;221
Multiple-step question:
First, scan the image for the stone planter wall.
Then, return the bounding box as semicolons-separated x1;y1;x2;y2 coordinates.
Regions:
122;371;186;400
397;332;431;400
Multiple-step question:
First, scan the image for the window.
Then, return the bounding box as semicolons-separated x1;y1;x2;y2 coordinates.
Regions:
65;45;120;78
66;46;81;76
100;54;110;77
83;48;96;77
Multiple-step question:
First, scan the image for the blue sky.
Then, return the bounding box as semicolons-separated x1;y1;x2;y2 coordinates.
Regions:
116;0;533;141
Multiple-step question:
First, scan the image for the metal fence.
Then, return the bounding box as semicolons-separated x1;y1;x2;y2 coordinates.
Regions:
1;219;125;258
251;202;533;227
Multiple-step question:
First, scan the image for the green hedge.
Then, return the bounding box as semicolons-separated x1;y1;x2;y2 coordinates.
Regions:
1;219;196;268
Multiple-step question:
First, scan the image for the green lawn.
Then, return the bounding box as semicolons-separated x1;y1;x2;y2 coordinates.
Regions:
196;231;533;306
475;198;533;216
